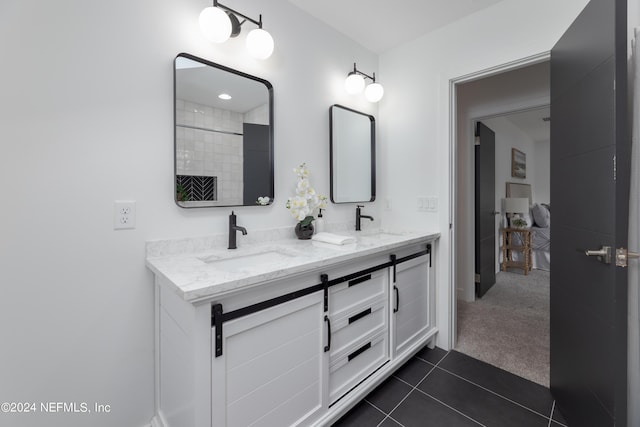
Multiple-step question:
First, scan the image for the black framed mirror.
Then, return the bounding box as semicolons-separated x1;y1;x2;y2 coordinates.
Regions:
329;104;376;203
174;53;274;208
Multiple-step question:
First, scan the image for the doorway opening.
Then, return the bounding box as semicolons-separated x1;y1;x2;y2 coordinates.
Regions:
452;59;551;386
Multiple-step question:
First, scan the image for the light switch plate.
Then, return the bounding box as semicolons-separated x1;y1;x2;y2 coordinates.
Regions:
417;197;438;212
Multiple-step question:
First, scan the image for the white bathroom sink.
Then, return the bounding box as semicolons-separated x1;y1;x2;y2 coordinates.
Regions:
198;249;296;271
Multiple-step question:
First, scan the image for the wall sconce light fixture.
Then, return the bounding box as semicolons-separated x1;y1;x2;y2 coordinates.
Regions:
199;0;274;59
344;63;384;103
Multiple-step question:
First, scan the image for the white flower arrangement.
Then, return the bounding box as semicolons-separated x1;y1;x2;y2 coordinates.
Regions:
285;163;327;226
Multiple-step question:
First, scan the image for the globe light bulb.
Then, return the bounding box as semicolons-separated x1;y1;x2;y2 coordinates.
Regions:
199;7;232;43
246;28;274;59
345;73;365;94
365;82;384;102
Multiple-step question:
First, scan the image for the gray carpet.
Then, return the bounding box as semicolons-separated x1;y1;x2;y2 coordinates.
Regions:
455;270;550;386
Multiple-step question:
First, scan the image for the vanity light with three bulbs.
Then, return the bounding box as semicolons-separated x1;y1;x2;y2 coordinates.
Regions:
199;0;274;60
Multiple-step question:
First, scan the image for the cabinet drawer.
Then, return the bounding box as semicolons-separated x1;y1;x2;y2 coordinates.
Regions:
329;269;387;315
328;328;388;404
330;297;386;355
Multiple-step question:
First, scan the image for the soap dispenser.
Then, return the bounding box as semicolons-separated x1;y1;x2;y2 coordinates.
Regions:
315;209;325;234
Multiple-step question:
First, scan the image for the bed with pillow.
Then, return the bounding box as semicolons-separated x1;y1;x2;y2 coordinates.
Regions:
504;183;551;271
525;203;551;271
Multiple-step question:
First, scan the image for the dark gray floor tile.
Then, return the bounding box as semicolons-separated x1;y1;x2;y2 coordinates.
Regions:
551;403;568;426
365;376;413;413
415;345;448;365
331;401;386;427
439;350;554;416
418;368;550;427
392;357;434;386
378;416;403;426
390;390;481;427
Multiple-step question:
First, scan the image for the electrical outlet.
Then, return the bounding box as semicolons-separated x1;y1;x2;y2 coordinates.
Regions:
114;200;136;230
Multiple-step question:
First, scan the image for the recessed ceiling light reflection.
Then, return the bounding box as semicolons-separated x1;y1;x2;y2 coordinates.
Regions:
218;93;232;100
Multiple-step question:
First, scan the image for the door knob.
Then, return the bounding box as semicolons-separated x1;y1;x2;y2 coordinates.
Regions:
615;248;640;267
584;246;612;264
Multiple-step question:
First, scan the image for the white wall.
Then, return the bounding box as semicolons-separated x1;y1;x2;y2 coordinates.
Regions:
533;139;551;203
0;1;378;426
485;116;537;207
379;0;589;344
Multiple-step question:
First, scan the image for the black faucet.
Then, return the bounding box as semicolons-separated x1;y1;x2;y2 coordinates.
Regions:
355;205;374;231
228;211;247;249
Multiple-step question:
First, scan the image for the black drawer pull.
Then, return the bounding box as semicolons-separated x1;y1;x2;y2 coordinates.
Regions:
348;308;372;324
324;315;331;352
348;274;372;287
393;285;399;313
348;342;372;362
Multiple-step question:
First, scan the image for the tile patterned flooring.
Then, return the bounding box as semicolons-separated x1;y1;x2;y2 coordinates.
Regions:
332;347;568;427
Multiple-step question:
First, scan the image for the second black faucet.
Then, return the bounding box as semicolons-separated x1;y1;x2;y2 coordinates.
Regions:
356;205;374;231
228;211;248;249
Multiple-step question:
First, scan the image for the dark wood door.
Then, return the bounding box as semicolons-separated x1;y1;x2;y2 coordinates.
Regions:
550;0;629;425
475;122;496;298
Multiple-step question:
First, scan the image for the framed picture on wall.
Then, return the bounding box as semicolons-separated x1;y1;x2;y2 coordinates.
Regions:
511;148;526;178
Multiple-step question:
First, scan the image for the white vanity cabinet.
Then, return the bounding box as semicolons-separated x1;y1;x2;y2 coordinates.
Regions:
148;234;439;427
391;253;435;357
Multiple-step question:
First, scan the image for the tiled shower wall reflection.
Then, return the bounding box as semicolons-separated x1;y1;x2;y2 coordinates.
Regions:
175;100;267;205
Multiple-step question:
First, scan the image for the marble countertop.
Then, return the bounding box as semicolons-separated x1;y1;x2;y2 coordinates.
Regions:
146;229;440;303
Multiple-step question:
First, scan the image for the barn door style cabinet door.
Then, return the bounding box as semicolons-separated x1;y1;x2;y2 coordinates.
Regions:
210;292;326;427
391;253;435;358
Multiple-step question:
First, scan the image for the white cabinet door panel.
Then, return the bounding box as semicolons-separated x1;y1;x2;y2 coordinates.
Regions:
227;329;318;403
212;292;325;427
392;255;433;357
225;301;320;369
227;356;320;426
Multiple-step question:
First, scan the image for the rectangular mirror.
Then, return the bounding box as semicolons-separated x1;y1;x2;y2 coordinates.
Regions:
329;105;376;203
174;53;274;208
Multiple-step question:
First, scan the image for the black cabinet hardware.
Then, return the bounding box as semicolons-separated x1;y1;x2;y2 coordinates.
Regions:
393;286;399;313
348;342;372;362
348;274;371;287
220;283;324;324
212;304;223;357
324;315;332;352
321;274;329;312
348;308;372;324
390;254;397;283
